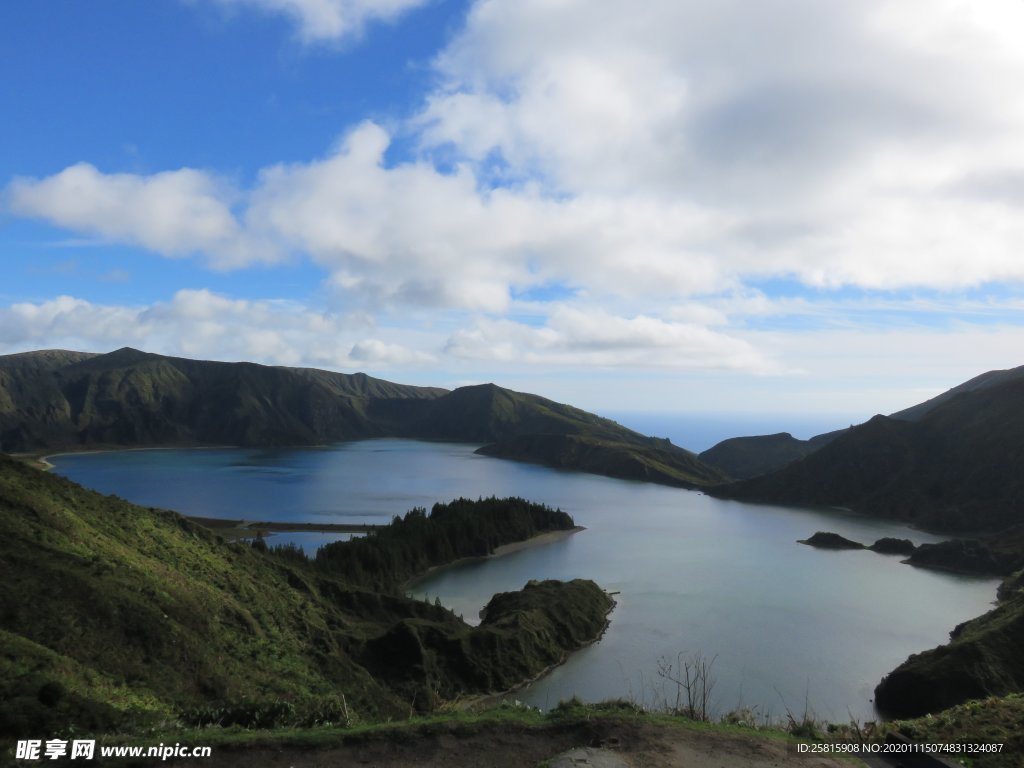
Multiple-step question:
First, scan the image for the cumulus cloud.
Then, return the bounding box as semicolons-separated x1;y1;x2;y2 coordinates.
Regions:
208;0;430;42
8;0;1024;375
14;0;1024;303
416;0;1024;288
0;291;435;371
444;307;785;372
7;163;274;268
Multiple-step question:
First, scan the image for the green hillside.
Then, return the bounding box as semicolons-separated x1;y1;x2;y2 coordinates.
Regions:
713;377;1024;532
874;572;1024;718
479;433;726;488
0;348;442;451
699;432;818;481
0;454;612;736
0;348;725;490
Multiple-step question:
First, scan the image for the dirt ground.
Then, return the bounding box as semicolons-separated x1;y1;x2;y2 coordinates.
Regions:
171;717;863;768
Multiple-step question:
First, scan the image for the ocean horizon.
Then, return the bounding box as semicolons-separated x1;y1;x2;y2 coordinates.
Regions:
598;411;866;454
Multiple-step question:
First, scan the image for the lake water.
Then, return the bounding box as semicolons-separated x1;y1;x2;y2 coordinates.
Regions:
51;440;997;723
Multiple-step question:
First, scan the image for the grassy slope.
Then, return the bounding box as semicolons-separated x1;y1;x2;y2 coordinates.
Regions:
874;573;1024;719
0;348;444;451
56;696;1024;768
478;433;726;488
0;452;407;729
715;377;1024;532
698;432;818;481
1;350;727;490
389;383;726;487
0;455;612;736
883;694;1024;768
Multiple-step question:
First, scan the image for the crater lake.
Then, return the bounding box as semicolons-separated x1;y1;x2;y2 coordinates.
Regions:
50;439;998;722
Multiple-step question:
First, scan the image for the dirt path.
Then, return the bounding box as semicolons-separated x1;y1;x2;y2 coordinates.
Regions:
171;717;863;768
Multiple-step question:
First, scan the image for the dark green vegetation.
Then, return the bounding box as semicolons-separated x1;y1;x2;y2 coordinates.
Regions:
701;361;1024;485
0;347;443;450
311;497;576;591
887;363;1024;422
798;531;1023;576
54;693;1023;768
797;531;865;550
883;694;1024;768
874;571;1024;720
701;364;1024;728
0;347;723;488
698;431;842;481
68;700;855;768
477;433;726;488
867;537;916;555
0;454;612;738
905;540;1023;577
791;530;1024;722
713;374;1024;533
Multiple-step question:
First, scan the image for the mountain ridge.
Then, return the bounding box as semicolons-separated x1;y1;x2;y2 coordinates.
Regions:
0;453;614;733
711;375;1024;532
0;347;724;489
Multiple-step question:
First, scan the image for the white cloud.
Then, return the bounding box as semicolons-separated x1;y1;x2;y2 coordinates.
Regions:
0;291;434;372
350;339;433;364
7;163;274;268
444;306;784;372
208;0;430;42
8;0;1024;409
12;0;1024;305
416;0;1024;289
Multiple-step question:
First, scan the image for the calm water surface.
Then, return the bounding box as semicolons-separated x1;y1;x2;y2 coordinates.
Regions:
52;440;997;722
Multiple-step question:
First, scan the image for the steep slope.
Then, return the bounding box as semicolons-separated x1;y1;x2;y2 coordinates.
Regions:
0;348;444;452
367;383;641;444
699;432;819;481
699;427;849;480
0;349;726;489
0;455;612;735
700;363;1024;481
714;377;1024;532
0;349;99;371
890;364;1024;422
874;580;1024;718
371;384;725;487
478;433;726;488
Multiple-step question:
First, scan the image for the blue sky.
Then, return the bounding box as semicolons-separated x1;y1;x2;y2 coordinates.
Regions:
4;0;1024;421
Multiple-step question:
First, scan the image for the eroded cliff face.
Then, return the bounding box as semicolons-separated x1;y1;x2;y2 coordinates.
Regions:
875;577;1024;718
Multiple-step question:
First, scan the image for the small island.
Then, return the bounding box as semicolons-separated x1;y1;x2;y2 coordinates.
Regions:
797;531;865;549
0;456;614;731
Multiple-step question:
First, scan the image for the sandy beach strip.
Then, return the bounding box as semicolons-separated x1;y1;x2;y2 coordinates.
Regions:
187;516;379;540
490;526;586;557
405;526;586;590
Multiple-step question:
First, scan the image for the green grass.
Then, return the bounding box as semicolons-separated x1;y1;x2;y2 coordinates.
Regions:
0;454;615;739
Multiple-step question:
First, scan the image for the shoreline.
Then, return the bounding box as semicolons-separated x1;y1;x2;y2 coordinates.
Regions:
18;444;241;473
187;516;380;541
405;526;586;591
456;596;617;712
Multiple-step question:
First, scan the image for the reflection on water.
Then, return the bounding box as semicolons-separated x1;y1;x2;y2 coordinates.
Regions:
53;440;998;722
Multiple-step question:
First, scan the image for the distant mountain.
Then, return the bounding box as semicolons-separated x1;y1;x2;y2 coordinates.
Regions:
0;349;99;371
0;348;723;488
700;364;1024;482
0;347;443;451
888;363;1024;422
712;375;1024;532
698;431;842;481
478;433;726;488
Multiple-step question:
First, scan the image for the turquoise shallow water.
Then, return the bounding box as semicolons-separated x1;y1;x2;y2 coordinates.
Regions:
52;440;998;722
